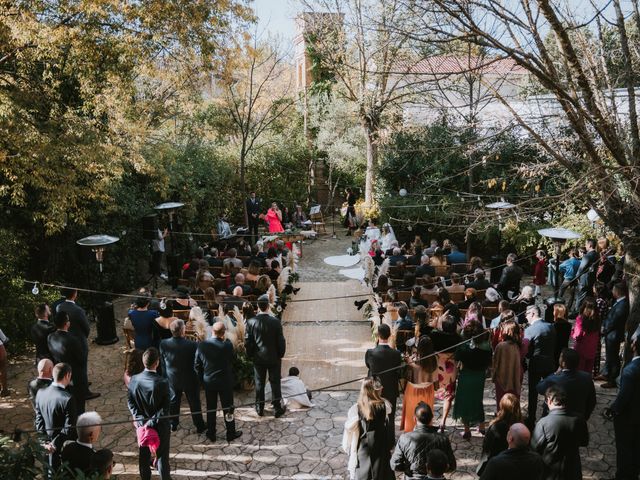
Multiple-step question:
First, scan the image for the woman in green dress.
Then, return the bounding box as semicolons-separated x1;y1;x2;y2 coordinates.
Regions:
453;320;492;439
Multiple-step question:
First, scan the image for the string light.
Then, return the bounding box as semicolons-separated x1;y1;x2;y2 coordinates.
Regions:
31;282;39;295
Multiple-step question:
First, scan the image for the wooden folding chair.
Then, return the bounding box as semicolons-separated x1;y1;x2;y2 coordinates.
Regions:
174;310;191;320
434;265;450;278
397;291;411;302
449;291;465;303
450;263;470;274
309;205;327;234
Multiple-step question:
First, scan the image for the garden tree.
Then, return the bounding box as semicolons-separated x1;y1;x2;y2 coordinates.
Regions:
308;93;366;206
212;37;296;223
0;0;251;233
300;0;430;205
402;0;640;338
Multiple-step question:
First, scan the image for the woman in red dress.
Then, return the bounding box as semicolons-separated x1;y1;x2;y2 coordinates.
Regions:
265;202;284;233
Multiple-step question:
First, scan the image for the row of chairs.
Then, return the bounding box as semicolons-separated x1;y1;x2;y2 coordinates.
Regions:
383;289;488;305
387;262;473;279
385;305;499;323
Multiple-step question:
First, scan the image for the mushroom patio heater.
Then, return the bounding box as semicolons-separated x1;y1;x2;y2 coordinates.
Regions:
154;201;185;286
76;234;120;345
537;227;581;308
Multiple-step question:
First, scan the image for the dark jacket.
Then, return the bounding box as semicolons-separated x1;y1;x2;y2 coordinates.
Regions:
480;447;544;480
524;321;556;371
30;319;55;361
245;313;286;366
415;264;436;278
575;249;598;289
390;424;456;478
365;344;402;403
47;330;87;391
61;440;95;475
389;254;407;266
246;197;261;218
611;356;640;424
127;370;170;429
28;377;52;408
496;264;523;296
602;297;629;344
531;408;589;480
194;337;236;390
57;301;90;347
159;336;199;391
478;419;510;475
466;278;491;291
536;369;596;420
35;384;78;452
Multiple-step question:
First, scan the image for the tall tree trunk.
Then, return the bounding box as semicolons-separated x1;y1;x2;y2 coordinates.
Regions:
240;150;248;226
624;242;640;362
363;122;377;206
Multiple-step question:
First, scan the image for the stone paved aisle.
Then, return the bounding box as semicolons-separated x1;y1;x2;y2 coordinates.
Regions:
0;229;620;478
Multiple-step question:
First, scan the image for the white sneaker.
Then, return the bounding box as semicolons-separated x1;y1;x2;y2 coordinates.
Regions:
160;273;168;280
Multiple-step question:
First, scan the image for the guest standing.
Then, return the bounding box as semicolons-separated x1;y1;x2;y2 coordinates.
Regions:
60;411;102;476
401;336;438;432
0;328;8;397
246;191;261;244
365;323;402;442
601;283;630;388
265;203;284;233
127;348;171;480
477;393;522;477
194;321;242;442
159;320;206;433
129;294;160;350
552;303;571;369
353;378;395;480
245;295;286;417
28;358;53;408
574;239;598;311
453;321;492;439
430;315;462;432
533;250;547;297
571;299;600;374
492;321;524;407
35;362;78;471
31;303;55;363
496;253;523;300
480;423;544;480
531;385;588;480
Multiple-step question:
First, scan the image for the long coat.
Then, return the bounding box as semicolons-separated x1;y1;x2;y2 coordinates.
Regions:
355;403;395;480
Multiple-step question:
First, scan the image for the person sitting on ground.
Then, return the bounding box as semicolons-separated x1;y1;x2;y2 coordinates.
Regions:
446;273;465;293
457;288;477;310
29;358;53;408
416;255;436;278
61;411;103;476
467;268;491;291
479;423;543;480
389;247;407;266
410;286;428;309
391;402;456;477
394;305;415;332
223;248;243;269
266;366;313;409
227;272;252;296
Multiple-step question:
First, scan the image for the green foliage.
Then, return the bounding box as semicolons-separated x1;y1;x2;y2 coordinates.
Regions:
233;350;255;387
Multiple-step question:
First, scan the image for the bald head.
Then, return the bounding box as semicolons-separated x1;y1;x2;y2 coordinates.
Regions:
507;423;531;449
232;286;243;297
212;321;226;339
38;358;54;379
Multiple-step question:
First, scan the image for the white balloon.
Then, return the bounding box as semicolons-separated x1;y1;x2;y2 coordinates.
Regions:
399;188;408;197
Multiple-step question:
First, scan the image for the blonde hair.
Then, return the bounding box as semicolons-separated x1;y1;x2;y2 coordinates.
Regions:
357;378;385;421
553;303;567;322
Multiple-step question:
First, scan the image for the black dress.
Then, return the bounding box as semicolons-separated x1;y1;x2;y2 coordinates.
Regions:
553;320;572;367
478;419;510;475
355;404;395;480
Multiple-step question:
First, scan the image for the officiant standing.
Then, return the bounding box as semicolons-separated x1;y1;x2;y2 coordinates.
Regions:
246;191;261;245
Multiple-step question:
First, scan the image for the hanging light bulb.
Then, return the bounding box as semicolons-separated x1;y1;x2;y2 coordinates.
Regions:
160;298;167;310
425;205;430;212
407;225;412;231
32;282;39;295
456;192;461;198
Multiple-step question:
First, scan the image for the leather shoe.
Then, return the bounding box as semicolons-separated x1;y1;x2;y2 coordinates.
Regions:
206;433;216;442
274;406;286;418
601;382;618;389
171;424;178;432
227;430;243;441
196;425;207;434
594;374;608;381
85;392;101;400
255;404;264;417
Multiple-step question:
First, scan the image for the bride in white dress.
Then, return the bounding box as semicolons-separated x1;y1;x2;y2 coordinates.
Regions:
380;223;397;252
359;219;381;255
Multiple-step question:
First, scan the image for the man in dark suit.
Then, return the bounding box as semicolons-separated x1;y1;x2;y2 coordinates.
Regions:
416;255;436;278
601;283;630;388
245;295;286;417
226;272;252;296
194;321;243;442
531;385;589;480
480;423;544;480
365;323;402;442
31;303;54;363
536;348;596;421
496;253;523;299
524;305;556;426
48;312;88;414
246;191;261;245
466;269;491;291
56;288;99;400
28;358;53;408
606;337;640;480
389;247;407;266
573;239;598;310
391;402;456;477
159;319;206;433
35;362;78;471
60;411;102;476
127;347;171;480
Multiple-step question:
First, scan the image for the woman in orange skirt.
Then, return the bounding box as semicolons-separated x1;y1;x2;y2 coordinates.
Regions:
401;335;438;432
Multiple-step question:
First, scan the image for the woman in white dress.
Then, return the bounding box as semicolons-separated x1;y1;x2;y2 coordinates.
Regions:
360;219;381;256
380;223;397;252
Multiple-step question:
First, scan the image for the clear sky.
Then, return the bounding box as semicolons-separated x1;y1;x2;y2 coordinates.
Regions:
252;0;300;43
